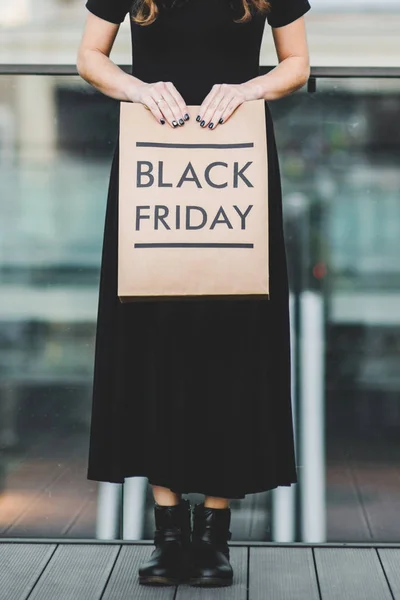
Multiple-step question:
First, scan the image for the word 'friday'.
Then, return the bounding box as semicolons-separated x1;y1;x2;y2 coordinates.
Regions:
136;161;254;188
136;205;254;231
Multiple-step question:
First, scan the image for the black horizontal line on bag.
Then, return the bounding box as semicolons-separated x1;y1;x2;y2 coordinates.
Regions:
134;243;254;249
136;142;254;149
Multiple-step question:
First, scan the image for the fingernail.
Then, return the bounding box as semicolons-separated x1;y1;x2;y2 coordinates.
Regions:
200;120;206;127
184;113;190;121
172;120;178;128
219;118;224;124
208;122;214;129
179;119;184;126
160;118;165;125
196;115;201;122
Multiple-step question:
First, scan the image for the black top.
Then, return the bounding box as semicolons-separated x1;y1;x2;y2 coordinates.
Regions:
85;0;311;104
85;0;311;27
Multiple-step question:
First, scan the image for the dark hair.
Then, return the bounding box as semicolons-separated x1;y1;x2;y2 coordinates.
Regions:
132;0;271;25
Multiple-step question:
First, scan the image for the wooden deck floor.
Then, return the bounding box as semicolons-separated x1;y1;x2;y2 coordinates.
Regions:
2;429;400;541
1;541;400;600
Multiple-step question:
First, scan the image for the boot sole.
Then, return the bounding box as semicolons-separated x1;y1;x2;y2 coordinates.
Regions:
189;577;233;587
139;575;180;586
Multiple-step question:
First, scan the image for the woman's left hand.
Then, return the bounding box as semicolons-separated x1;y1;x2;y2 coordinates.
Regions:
197;82;262;130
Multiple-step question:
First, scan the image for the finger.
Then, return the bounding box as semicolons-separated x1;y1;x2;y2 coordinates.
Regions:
200;92;236;129
218;95;243;125
200;91;227;129
165;82;190;123
159;86;186;127
144;96;166;125
147;82;178;128
197;84;221;125
208;94;237;129
152;97;179;128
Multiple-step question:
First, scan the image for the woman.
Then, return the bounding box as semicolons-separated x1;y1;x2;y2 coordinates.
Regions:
77;0;310;588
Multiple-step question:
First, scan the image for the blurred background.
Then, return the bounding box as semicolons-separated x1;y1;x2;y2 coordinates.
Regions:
0;0;399;542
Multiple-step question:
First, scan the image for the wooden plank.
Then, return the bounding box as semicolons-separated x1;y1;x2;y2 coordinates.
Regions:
249;547;320;600
377;549;400;599
0;434;87;536
0;458;71;535
326;462;371;542
7;458;96;537
102;545;176;599
350;461;400;541
27;544;119;600
230;493;271;541
64;496;97;538
314;548;392;600
0;543;56;600
176;547;247;599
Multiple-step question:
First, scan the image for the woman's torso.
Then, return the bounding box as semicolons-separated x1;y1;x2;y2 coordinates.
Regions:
129;0;267;104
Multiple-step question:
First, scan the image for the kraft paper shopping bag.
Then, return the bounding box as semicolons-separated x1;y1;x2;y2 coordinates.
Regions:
118;98;269;300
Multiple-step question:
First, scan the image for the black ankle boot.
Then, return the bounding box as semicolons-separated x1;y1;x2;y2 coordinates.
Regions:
189;502;234;587
138;498;191;586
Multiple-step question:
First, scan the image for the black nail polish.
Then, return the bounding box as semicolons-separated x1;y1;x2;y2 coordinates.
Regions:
196;115;201;122
184;113;190;121
179;119;184;126
219;118;224;124
200;120;205;127
208;123;214;129
172;120;178;128
160;118;165;125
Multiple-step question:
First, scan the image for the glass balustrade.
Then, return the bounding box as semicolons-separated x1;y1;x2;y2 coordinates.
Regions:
0;73;399;541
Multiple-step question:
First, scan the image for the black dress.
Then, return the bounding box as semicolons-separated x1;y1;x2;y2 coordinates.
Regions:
85;0;311;499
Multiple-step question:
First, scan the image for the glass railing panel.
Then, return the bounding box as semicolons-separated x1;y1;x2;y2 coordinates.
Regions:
0;73;400;541
269;77;400;542
0;75;119;538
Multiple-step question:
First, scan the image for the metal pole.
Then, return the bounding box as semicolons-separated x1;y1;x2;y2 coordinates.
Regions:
271;292;297;542
300;291;326;542
96;482;122;540
122;477;148;540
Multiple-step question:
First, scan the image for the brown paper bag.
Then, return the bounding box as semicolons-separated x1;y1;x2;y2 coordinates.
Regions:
118;98;269;301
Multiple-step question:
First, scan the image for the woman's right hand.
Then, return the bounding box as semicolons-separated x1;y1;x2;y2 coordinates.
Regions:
129;81;190;128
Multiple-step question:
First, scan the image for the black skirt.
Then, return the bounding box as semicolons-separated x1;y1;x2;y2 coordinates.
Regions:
86;102;298;499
